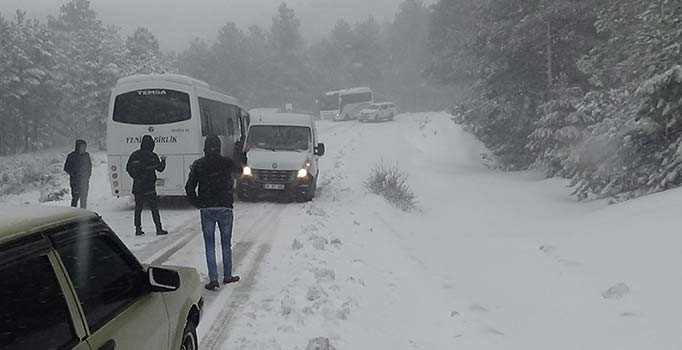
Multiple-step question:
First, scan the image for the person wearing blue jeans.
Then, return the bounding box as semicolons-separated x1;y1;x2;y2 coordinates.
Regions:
186;135;248;290
201;208;234;284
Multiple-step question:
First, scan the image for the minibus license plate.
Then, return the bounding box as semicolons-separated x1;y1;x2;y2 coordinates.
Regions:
264;184;285;190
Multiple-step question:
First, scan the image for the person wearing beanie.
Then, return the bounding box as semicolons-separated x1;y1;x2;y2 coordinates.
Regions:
126;135;168;236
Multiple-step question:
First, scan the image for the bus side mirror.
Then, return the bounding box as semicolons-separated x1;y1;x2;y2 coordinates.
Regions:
315;143;326;156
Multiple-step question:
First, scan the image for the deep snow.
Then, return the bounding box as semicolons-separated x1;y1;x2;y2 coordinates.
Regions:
3;112;680;349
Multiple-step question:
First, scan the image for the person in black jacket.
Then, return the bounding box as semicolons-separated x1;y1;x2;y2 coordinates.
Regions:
185;135;247;290
64;139;92;209
126;135;168;236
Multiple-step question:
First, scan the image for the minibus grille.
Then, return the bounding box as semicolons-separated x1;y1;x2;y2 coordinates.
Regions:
253;170;296;183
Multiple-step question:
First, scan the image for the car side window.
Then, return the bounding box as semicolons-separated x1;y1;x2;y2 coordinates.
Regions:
0;236;78;350
52;223;147;332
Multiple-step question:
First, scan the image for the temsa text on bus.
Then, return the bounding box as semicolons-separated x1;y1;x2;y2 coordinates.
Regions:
126;136;178;144
137;89;167;96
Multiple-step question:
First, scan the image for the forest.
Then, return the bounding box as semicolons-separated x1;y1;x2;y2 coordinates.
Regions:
0;0;441;154
428;0;682;200
2;0;682;200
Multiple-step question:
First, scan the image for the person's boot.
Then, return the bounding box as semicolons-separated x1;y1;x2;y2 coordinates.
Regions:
204;281;220;291
223;275;240;285
135;228;145;236
156;228;169;236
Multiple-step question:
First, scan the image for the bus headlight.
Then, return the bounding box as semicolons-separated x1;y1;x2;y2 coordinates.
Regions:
243;166;253;176
297;168;308;178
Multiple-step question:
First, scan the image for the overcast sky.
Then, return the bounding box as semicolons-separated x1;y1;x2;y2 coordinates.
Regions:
1;0;433;50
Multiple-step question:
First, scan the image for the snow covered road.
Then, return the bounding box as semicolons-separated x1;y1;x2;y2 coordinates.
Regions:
7;112;680;349
199;113;679;349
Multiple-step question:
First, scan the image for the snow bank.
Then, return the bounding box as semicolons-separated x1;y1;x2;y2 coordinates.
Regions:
219;112;680;349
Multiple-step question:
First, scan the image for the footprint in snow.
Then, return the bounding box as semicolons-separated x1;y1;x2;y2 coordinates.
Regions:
482;327;505;336
602;283;630;300
306;285;327;301
314;268;336;282
307;207;327;217
330;238;342;247
469;304;489;313
539;244;557;253
309;235;328;250
292;239;304;250
281;295;296;316
305;337;335;350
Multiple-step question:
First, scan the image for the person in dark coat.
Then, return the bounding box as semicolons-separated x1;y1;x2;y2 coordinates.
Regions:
64;139;92;209
185;135;247;290
126;135;168;236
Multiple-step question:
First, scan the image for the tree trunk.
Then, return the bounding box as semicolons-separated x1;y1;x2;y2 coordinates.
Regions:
546;20;553;94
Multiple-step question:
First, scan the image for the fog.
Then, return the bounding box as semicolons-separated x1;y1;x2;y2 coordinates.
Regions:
0;0;430;49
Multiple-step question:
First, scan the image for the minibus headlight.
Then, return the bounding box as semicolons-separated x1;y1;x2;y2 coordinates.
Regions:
297;168;308;178
243;166;253;176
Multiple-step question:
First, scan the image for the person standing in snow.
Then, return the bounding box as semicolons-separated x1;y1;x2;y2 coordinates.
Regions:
64;139;92;209
126;135;168;236
185;135;247;291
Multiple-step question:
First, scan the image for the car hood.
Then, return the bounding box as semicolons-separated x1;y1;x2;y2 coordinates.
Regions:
247;148;309;171
360;109;377;114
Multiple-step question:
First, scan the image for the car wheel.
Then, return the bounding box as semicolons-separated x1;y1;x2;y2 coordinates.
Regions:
301;178;317;202
180;320;198;350
307;179;317;201
388;113;395;121
237;191;251;202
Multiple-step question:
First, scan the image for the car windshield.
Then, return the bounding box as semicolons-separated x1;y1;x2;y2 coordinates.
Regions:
247;125;311;151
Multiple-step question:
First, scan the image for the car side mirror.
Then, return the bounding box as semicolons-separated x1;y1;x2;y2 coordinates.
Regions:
315;143;326;156
148;266;180;292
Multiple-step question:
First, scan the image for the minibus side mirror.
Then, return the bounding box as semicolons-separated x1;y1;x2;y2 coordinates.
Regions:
315;143;326;156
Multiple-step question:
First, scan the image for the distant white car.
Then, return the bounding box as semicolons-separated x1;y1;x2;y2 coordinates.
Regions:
358;102;398;122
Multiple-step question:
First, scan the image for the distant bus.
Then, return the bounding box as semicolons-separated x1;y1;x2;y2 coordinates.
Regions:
316;90;342;120
106;74;249;197
336;87;374;121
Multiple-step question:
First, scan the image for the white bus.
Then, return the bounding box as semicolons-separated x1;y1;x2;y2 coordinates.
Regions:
336;87;374;121
316;90;342;120
107;74;249;197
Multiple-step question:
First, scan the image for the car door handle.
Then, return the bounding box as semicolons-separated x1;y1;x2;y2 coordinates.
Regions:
98;339;116;350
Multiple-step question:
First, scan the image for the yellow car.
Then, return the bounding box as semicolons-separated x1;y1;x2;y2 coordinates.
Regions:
0;205;203;350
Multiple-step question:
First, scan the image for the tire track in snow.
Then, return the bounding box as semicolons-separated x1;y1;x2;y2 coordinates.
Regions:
199;203;286;349
140;201;276;265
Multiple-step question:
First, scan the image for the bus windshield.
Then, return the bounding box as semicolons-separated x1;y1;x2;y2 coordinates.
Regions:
317;93;340;111
247;125;311;152
113;89;191;125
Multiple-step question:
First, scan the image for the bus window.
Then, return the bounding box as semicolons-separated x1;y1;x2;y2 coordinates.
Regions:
199;98;240;138
113;89;191;125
